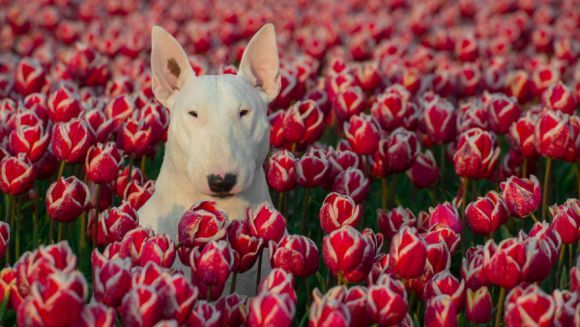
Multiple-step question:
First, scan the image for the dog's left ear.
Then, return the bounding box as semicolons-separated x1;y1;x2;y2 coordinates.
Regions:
238;23;281;102
151;25;195;109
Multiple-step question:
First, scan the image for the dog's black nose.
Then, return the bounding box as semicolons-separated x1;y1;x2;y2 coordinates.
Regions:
207;173;237;194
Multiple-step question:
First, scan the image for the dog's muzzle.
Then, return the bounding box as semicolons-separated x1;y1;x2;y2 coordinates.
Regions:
207;173;237;195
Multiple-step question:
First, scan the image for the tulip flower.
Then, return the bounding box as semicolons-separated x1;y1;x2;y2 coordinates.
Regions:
322;226;374;283
500;175;541;218
319;192;361;233
46;176;90;223
269;234;319;277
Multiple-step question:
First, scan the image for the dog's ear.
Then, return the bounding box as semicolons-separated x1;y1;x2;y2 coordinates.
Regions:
151;25;195;108
238;23;281;102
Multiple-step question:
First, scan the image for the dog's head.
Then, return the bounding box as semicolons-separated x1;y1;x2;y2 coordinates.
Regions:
151;24;280;198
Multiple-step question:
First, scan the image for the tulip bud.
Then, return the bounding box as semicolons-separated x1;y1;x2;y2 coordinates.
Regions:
308;293;351;327
8;121;50;162
389;226;427;278
504;284;555;327
119;227;154;265
83;108;115;143
378;127;419;175
186;300;224;327
140;234;176;268
282;100;324;145
189;240;236;300
370;87;411;131
453;128;500;179
247;202;287;243
51;118;93;163
120;285;165;327
550;201;579;244
428;202;462;234
248;292;295;327
422;97;457;144
267;150;297;193
0;154;36;195
46;176;90;223
85;142;123;184
269;234;319;277
343;113;381;155
259;268;297;303
322;226;374;283
483;238;524;288
377;207;416;239
407;150;439;188
367;273;408;326
534;109;574;159
485;93;521;134
14;59;46;96
332;167;370;204
105;95;135;128
500;175;541;218
47;85;82;122
465;191;509;235
74;302;116;327
424;271;465;309
466;287;492;324
93;257;132;307
117;118;153;158
178;201;228;248
295;148;329;188
333;86;365;122
542;81;576;114
228;220;264;273
319;192;362;233
424;294;458;327
124;180;155;210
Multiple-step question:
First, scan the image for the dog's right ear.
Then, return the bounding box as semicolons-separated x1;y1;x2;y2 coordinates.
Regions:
151;26;195;109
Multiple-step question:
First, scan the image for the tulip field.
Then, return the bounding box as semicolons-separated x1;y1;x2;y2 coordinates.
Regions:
1;0;579;326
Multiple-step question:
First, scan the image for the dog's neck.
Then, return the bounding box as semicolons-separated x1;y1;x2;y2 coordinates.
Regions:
138;146;271;240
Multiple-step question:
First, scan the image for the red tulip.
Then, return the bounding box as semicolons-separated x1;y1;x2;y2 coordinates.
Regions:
269;234;319;277
465;191;509;235
456;100;488;133
117;118;153;158
168;274;198;324
461;246;488;290
319;192;361;233
114;165;144;198
367;273;408;326
187;300;224;327
332;167;369;204
85;142;123;184
46;176;90;223
322;226;374;283
422;97;457;144
50;118;93;163
407;149;439;188
424;294;457;327
552;289;578;327
389;226;427;278
542;81;576;114
140;234;176;268
534;109;574;159
504;284;555;327
378;127;419;175
178;201;228;248
500;175;541;218
465;287;492;324
189;240;236;300
47;85;82;122
17;271;87;327
343;113;381;155
120;285;165;327
370;86;411;131
455;35;478;61
0;153;36;195
14;58;46;96
428;202;461;234
483;238;524;288
247;202;287;243
295;148;329;188
333;86;365;122
105;95;135;128
119;227;154;265
258;268;297;304
124;180;155;210
308;293;351;327
228;220;264;273
266;150;297;192
248;292;295;327
282;100;324;145
74;302;116;327
93;257;132;307
550;200;580;244
8;121;50;162
377;207;416;239
424;271;465;309
216;293;248;327
83;108;115;143
453;128;500;179
509;111;538;158
485;93;521;134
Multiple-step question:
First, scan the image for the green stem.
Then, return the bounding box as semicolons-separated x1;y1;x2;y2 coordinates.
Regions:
57;223;64;242
381;178;388;209
542;158;552;220
56;160;66;181
522;157;528;178
255;249;263;294
556;245;565;287
79;212;86;252
494;287;506;327
277;192;284;213
93;184;102;246
229;272;238;294
140;155;147;177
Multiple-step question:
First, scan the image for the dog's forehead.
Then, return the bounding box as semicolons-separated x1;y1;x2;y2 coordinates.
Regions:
177;75;261;110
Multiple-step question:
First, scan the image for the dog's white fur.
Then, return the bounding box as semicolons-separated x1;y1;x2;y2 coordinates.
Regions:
138;24;280;295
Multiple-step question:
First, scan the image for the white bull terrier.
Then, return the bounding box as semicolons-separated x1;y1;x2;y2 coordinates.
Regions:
138;24;280;295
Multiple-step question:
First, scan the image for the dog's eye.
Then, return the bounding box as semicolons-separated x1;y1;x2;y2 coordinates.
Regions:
188;111;198;118
240;109;249;118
